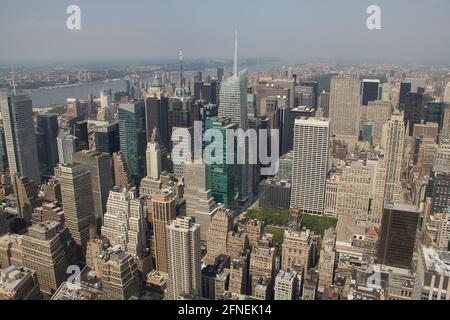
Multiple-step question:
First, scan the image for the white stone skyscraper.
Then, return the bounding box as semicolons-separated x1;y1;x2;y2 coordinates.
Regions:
146;129;161;180
381;112;405;202
101;187;147;258
140;129;162;196
166;216;201;300
218;30;252;199
0;90;40;183
444;82;450;104
183;162;218;242
367;100;392;146
329;74;361;146
290;117;330;214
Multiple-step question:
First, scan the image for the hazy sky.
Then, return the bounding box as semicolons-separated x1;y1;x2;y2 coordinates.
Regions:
1;0;450;64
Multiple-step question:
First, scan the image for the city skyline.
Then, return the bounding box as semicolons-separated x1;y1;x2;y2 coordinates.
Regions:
1;0;450;306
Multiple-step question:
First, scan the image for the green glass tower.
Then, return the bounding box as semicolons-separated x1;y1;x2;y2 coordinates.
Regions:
118;102;147;182
205;117;239;210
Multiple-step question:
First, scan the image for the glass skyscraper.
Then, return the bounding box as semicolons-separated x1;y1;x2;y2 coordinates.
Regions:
205;117;239;210
118;101;147;181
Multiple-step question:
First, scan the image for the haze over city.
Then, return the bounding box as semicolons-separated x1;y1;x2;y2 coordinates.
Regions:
1;0;450;64
1;0;450;312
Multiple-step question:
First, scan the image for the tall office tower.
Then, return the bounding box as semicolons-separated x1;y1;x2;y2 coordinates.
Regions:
276;106;290;155
140;129;163;196
413;246;450;300
97;245;141;300
93;122;120;155
435;138;450;172
256;78;295;113
290;117;330;214
249;245;276;296
201;255;230;300
368;156;388;225
367;100;392;146
22;221;70;298
259;178;291;209
295;85;315;108
281;228;313;271
226;231;249;259
404;92;425;136
405;78;426;94
151;191;176;273
329;74;361;145
101;187;147;258
380;83;392;101
444;82;450;104
112;151;132;188
274;269;301;301
276;151;293;181
317;228;336;293
13;174;40;223
57;131;79;164
0;209;6;236
144;95;169;151
329;161;372;220
60;162;96;255
399;82;412;110
361;79;380;106
228;254;249;295
205;117;239;210
436;213;449;251
431;171;450;214
423;102;446;129
441;107;450;140
0;90;40;184
67;98;82;118
219;33;252;199
73;150;113;229
0;266;41;300
216;68;224;83
168;94;197;152
300;81;319;108
318;90;330;118
0;119;9;172
199;81;218;104
100;89;112;109
381;113;405;202
414;136;438;174
0;233;23;268
184;162;218;242
378;202;419;269
35;114;59;179
238;219;264;248
206;206;233;264
166;216;201;300
171;126;194;178
118;101;147;181
73;120;89;151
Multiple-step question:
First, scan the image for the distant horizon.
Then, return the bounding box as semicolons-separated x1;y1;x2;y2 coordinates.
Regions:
2;0;450;66
2;56;450;70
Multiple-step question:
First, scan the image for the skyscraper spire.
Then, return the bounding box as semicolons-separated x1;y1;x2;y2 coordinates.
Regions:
233;29;238;76
11;64;16;96
179;49;183;88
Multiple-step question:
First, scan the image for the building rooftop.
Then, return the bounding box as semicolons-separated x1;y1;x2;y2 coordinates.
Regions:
336;215;366;244
0;266;34;296
421;246;450;275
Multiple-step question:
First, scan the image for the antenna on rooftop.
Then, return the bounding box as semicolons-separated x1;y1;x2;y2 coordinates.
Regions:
11;64;17;96
179;49;183;88
233;29;238;76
